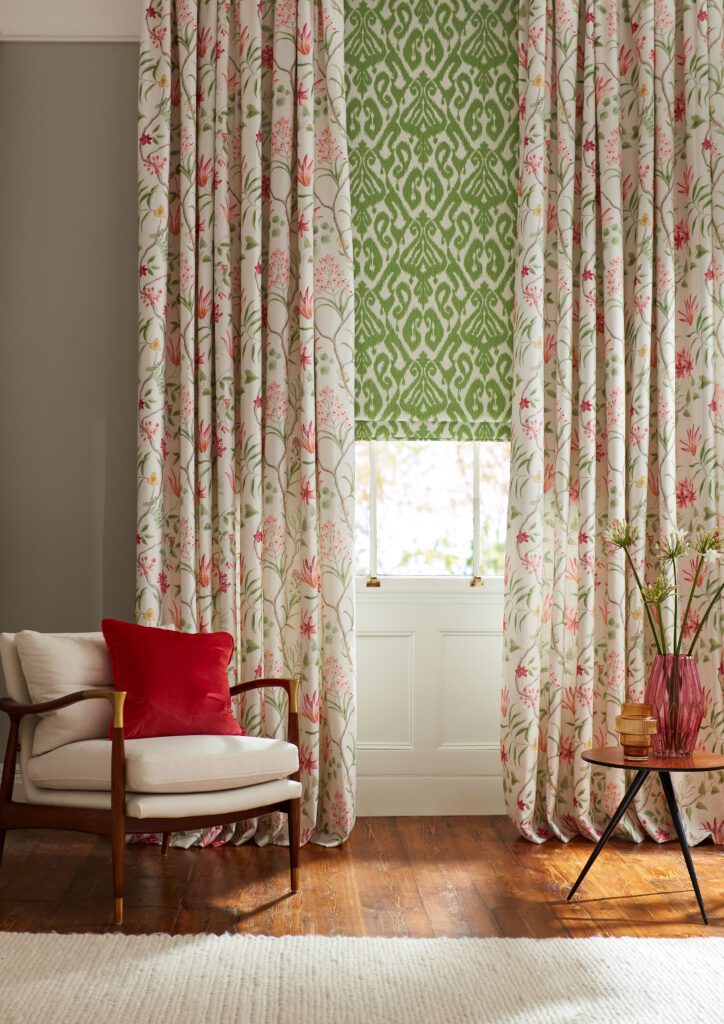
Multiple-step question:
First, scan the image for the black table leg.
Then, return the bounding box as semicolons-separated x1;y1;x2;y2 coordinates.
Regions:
659;770;708;924
567;768;649;901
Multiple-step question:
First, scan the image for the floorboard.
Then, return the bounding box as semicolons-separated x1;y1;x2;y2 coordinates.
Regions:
0;817;721;937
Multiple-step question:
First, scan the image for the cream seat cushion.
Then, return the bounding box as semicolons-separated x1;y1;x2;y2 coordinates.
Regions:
27;734;298;795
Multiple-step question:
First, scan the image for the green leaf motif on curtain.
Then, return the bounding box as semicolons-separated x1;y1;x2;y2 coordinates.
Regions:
400;215;447;303
400;76;447;161
347;0;517;440
399;355;448;420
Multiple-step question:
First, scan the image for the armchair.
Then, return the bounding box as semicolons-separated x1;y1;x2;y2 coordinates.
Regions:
0;633;302;925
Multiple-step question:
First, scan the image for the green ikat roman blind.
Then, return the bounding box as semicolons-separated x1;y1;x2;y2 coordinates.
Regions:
347;0;517;440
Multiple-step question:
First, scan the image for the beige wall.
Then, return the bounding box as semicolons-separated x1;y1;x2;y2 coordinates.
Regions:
0;44;138;728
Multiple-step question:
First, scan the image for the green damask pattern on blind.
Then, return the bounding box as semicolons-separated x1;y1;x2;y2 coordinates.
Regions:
346;0;517;441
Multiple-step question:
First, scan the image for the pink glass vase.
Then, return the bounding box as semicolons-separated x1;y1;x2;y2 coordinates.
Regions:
644;655;705;756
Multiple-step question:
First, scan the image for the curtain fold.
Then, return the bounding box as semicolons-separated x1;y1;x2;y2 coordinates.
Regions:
137;0;356;846
502;0;724;844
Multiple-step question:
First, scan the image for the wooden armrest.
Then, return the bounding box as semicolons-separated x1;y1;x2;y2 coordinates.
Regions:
230;677;300;714
0;690;127;811
0;689;127;729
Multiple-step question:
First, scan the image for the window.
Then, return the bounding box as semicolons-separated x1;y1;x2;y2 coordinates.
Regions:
355;441;510;580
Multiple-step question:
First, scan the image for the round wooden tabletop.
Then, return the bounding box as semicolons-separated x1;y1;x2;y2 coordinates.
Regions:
583;746;724;772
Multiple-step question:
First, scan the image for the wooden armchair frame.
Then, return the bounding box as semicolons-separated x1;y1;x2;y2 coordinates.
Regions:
0;678;301;925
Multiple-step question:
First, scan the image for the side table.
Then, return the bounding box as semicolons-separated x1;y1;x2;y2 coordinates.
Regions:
567;746;724;924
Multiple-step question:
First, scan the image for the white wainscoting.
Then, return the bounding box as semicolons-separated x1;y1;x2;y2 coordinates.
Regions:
355;577;505;815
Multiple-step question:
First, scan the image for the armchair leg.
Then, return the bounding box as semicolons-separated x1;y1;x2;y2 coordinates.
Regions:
161;832;171;856
0;717;19;872
111;814;125;925
110;719;126;925
288;797;301;893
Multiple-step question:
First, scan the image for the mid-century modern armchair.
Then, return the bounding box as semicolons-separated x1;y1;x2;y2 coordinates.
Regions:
0;632;302;925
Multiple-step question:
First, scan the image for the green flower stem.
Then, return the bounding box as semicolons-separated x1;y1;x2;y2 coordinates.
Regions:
661;610;668;657
624;546;663;655
686;581;724;657
657;602;667;657
676;554;703;656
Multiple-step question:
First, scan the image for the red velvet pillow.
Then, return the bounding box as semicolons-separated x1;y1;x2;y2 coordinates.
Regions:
101;619;244;740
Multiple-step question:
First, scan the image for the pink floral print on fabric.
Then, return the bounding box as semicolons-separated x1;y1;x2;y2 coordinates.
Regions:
137;1;356;847
502;0;724;846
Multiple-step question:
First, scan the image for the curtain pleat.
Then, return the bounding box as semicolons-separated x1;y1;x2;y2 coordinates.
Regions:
503;0;724;845
137;0;356;847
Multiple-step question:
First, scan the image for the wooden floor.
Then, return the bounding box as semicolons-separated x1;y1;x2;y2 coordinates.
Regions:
0;816;721;937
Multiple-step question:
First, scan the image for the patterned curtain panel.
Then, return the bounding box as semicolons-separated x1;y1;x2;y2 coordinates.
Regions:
137;0;356;846
346;1;517;440
503;1;724;844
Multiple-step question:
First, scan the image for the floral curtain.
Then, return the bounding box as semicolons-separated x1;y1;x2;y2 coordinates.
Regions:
136;0;356;847
502;0;724;844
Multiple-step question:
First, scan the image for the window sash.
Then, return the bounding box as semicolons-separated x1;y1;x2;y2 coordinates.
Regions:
362;440;490;586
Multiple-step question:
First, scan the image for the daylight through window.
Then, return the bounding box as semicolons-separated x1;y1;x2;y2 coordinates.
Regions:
355;441;510;580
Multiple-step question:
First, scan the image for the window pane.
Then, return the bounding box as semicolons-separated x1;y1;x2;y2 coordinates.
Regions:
478;442;510;576
354;442;370;575
376;441;474;576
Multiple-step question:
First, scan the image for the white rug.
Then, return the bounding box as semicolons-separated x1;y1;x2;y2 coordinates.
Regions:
1;933;722;1023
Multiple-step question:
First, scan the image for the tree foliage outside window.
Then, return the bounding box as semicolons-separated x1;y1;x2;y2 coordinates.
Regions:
355;441;509;577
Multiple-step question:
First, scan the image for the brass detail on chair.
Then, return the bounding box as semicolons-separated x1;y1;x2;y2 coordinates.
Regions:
112;691;127;730
291;867;300;892
289;679;300;714
114;898;124;925
83;689;127;729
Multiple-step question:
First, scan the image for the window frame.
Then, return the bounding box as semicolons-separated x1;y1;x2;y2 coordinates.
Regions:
359;439;507;588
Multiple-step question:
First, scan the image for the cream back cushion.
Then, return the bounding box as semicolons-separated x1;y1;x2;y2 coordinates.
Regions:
15;631;114;756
